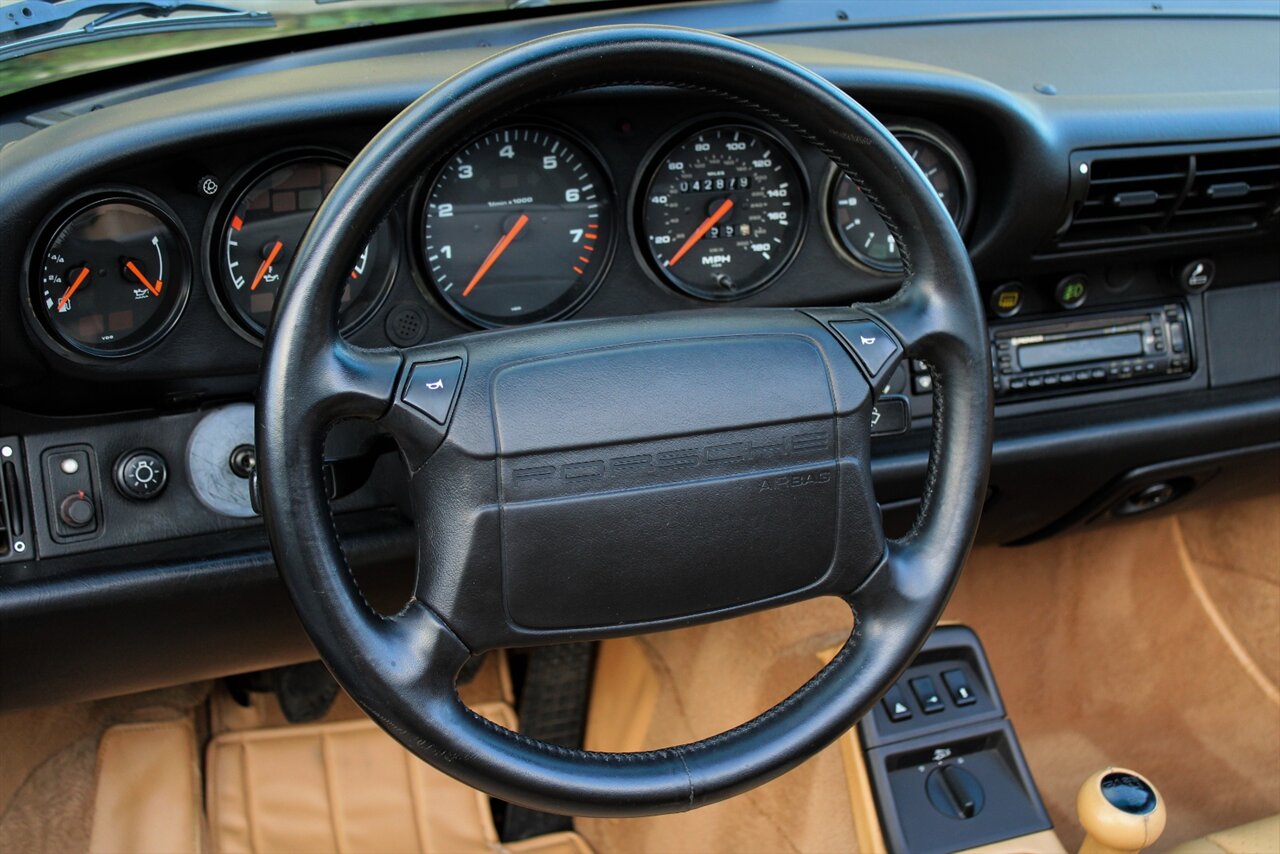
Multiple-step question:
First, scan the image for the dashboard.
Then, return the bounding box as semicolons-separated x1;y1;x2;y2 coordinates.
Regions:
7;92;986;405
21;107;975;360
0;0;1278;710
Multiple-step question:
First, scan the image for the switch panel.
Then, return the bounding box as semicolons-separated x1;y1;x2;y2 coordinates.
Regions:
42;444;102;543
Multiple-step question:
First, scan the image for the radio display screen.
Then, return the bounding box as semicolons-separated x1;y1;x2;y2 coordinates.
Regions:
1018;332;1143;370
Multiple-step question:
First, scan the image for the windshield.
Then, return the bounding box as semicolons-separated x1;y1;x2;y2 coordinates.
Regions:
0;0;602;97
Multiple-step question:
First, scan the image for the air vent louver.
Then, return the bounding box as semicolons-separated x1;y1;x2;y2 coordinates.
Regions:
1051;140;1280;252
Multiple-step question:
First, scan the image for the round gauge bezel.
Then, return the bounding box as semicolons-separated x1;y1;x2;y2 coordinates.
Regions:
411;121;619;329
25;189;193;360
205;149;399;344
824;122;976;276
632;116;809;302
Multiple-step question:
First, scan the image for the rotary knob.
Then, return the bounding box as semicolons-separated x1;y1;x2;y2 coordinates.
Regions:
114;449;168;500
58;492;96;528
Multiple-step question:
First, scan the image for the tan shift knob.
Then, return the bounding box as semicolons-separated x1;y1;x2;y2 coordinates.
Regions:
1077;767;1167;854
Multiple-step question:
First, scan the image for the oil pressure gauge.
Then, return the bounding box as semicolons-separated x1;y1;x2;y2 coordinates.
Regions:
32;196;190;357
214;155;394;339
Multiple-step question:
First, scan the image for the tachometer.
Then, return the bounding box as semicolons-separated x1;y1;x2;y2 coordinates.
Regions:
421;126;614;327
828;128;972;273
32;196;189;357
214;155;394;338
639;124;805;300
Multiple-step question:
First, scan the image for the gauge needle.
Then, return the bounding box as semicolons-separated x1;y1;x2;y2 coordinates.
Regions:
252;241;284;291
125;260;162;296
57;266;90;311
666;198;734;269
462;214;529;297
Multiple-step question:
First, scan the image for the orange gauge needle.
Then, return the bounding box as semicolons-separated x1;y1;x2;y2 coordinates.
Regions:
57;267;90;311
125;260;162;296
666;198;734;269
462;214;529;297
251;241;284;292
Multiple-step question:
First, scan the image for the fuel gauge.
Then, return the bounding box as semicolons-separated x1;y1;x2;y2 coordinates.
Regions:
32;197;189;357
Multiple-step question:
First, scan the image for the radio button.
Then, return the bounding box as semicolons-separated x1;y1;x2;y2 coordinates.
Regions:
1170;323;1186;353
1091;369;1106;380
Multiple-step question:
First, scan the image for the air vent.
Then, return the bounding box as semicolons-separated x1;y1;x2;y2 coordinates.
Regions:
1050;140;1280;252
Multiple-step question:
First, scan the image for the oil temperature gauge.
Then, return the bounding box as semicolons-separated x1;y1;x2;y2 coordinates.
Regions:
214;155;394;338
32;197;189;357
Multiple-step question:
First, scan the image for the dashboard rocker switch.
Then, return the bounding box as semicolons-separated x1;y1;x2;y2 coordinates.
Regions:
910;675;946;714
882;683;913;722
942;668;978;706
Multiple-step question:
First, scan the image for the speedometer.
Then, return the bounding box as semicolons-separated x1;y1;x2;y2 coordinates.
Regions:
421;126;614;327
639;124;805;300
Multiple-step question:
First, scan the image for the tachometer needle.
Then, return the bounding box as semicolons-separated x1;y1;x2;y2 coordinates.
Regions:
251;241;284;292
57;266;90;311
462;214;529;297
666;198;734;269
125;260;162;296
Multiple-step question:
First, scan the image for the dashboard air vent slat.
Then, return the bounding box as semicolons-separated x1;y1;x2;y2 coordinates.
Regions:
1049;140;1280;253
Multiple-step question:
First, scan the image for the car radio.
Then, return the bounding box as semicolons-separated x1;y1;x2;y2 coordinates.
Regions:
992;303;1193;397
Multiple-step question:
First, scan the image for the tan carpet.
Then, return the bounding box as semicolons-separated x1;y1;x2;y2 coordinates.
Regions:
943;494;1280;852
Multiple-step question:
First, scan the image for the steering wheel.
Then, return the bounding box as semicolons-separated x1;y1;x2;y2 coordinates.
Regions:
257;25;991;817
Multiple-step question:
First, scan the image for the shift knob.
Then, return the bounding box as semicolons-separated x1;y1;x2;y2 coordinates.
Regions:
1077;768;1167;854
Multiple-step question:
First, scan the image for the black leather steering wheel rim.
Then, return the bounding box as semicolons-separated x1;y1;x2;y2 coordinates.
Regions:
258;25;992;817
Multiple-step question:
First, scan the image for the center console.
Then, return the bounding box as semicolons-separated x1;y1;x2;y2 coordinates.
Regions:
850;626;1057;853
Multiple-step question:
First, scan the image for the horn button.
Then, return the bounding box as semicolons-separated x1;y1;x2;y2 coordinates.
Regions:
413;310;889;637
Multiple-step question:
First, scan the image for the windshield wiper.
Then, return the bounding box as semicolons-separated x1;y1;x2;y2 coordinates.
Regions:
0;0;274;61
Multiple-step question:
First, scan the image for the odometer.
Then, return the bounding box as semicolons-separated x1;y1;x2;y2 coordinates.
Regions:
640;124;805;300
421;126;613;327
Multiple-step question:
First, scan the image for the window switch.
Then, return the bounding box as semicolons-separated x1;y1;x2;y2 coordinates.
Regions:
942;669;978;706
909;676;945;714
882;683;912;722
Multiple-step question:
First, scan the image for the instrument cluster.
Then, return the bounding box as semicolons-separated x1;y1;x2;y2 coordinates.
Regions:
25;115;975;358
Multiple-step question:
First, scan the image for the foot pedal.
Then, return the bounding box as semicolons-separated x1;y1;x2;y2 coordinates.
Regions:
501;643;596;841
227;661;339;723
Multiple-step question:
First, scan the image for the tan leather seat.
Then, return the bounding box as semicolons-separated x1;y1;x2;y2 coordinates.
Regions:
1169;815;1280;854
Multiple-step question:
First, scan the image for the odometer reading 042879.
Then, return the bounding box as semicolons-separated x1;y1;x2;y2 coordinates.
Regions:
641;124;805;300
422;127;613;327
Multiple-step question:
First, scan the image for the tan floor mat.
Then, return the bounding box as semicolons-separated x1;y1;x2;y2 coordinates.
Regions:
577;598;860;854
943;496;1280;852
88;718;202;853
0;683;209;854
207;701;590;854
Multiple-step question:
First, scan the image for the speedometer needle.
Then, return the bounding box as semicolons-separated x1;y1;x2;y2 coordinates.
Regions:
125;260;162;296
252;241;284;292
57;266;90;311
462;213;529;297
666;198;734;269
